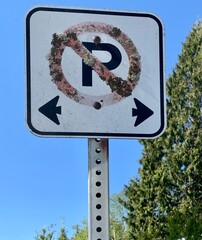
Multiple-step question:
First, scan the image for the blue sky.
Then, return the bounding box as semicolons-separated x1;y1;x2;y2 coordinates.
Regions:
0;0;201;239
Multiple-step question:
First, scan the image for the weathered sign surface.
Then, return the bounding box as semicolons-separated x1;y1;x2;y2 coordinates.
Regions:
25;6;166;138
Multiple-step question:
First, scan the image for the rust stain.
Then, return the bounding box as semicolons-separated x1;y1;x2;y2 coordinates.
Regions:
99;139;109;155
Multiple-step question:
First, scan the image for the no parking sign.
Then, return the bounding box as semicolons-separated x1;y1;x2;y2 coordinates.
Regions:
25;6;166;138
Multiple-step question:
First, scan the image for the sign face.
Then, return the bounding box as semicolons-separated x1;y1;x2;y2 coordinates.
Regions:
25;6;166;139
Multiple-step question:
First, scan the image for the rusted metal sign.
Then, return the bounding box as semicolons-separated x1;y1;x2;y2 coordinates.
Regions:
25;6;166;139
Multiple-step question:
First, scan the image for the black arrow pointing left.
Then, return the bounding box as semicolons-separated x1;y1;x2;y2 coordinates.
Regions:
39;96;61;125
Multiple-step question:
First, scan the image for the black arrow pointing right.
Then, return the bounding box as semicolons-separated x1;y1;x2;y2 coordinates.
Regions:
132;98;154;127
39;96;61;125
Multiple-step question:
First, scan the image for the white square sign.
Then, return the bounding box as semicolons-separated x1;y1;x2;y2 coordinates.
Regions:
25;6;166;139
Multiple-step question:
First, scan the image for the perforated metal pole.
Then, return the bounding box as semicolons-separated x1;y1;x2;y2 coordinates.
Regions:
88;138;110;240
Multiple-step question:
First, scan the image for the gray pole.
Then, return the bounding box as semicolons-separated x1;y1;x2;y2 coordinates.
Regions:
88;138;110;240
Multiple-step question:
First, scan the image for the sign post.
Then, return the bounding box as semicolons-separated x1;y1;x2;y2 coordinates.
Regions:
25;6;165;240
88;138;109;240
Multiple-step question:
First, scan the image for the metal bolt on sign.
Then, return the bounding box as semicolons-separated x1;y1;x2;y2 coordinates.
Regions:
88;138;110;240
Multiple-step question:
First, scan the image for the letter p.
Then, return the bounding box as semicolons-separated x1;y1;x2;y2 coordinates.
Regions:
82;42;122;86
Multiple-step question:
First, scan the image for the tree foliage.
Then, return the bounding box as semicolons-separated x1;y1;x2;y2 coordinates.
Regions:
71;219;88;240
110;193;130;240
122;20;202;239
35;224;69;240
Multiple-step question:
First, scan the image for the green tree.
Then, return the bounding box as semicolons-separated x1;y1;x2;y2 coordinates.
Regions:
167;205;202;240
35;224;69;240
110;193;130;240
71;219;88;240
35;225;56;240
122;20;202;239
58;226;69;240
